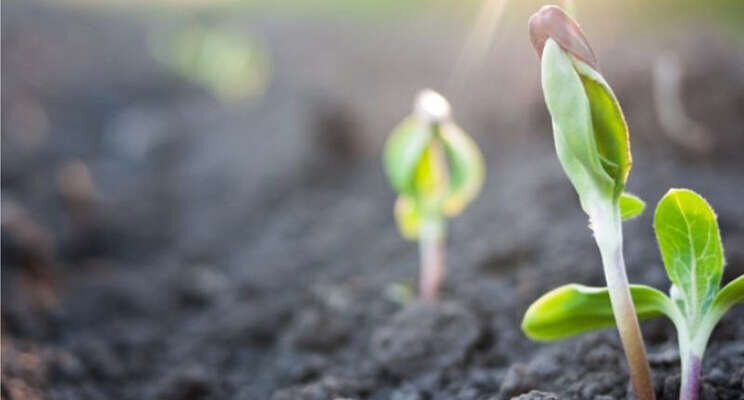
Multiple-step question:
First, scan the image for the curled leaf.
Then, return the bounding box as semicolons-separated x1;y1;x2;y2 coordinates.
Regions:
383;118;432;196
541;38;614;211
573;60;632;196
440;123;485;216
539;32;632;209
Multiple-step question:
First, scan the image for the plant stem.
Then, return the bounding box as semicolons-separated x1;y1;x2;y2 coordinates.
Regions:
419;216;445;303
680;352;701;400
592;201;655;400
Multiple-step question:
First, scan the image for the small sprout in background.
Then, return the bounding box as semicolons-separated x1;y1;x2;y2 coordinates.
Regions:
151;25;270;102
383;281;416;306
383;89;484;303
522;189;743;400
528;5;654;399
652;52;713;155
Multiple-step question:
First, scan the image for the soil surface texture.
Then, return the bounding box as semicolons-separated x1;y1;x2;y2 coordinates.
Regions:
3;1;744;399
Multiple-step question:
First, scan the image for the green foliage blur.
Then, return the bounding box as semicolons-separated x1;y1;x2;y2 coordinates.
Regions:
151;26;270;102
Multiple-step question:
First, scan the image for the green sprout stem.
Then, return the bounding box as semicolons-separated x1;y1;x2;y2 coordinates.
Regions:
528;6;655;396
591;200;655;400
665;307;703;400
418;119;447;303
418;215;445;302
675;312;715;400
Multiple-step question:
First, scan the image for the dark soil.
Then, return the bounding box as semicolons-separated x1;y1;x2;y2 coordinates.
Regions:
3;1;744;399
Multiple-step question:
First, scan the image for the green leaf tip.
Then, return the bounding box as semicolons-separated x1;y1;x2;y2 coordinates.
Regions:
712;275;744;316
654;188;724;319
394;195;420;240
522;283;671;342
620;192;646;220
383;90;485;240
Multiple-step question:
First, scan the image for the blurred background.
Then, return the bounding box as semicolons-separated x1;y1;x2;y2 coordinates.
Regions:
2;1;744;399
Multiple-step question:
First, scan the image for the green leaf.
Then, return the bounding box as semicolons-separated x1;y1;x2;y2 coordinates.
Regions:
522;283;672;341
573;59;632;196
696;275;743;353
541;39;615;212
383;118;432;196
394;195;420;240
154;26;270;101
654;189;724;319
619;192;646;220
411;138;450;208
710;275;744;318
384;91;483;225
440;122;485;216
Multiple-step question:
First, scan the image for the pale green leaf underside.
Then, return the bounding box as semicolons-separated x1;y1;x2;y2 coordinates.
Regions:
522;283;671;341
619;192;646;221
654;189;724;318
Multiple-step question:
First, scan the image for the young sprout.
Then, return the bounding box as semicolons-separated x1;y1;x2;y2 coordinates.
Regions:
383;89;484;303
528;5;655;399
522;189;743;400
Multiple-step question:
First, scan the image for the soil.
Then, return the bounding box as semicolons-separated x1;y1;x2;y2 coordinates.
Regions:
3;1;744;399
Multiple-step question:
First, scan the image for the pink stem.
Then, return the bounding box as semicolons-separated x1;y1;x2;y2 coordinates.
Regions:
680;354;701;400
419;230;445;303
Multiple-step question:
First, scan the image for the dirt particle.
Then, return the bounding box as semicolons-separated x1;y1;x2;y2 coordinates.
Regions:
389;385;423;400
76;340;124;380
510;390;560;400
371;302;479;378
173;265;227;307
271;376;367;400
661;373;680;400
155;365;213;400
499;364;537;398
289;307;352;352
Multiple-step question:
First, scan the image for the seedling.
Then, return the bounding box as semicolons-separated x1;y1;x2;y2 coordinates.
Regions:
528;5;654;399
383;89;484;302
522;189;743;400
